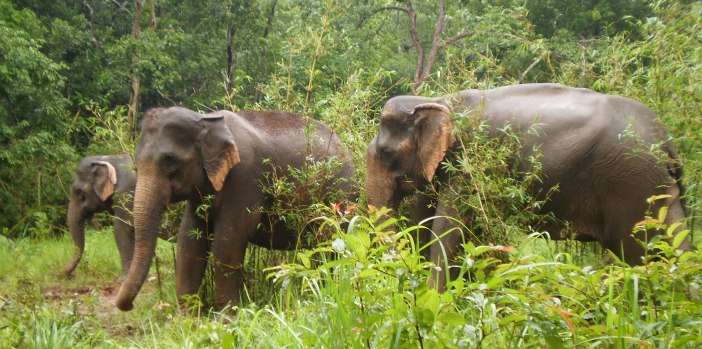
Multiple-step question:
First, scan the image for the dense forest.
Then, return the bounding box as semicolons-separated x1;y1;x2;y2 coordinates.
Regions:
1;0;701;347
2;0;699;236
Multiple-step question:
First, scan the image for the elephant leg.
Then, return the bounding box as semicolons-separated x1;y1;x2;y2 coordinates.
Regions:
601;199;649;265
211;210;261;311
412;192;435;260
112;211;135;282
427;198;464;292
660;184;690;250
176;201;210;310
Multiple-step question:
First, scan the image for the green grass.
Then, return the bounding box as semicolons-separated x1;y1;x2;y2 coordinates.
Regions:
0;214;700;348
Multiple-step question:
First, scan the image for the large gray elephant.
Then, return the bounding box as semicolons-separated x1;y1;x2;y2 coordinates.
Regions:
366;83;688;289
115;107;356;311
64;154;137;279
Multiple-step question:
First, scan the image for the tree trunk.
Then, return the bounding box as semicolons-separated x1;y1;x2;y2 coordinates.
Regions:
126;0;144;135
263;0;277;38
371;0;473;94
126;0;157;135
226;24;236;94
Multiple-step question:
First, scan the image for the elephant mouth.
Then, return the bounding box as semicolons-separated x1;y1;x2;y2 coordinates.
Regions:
396;177;417;195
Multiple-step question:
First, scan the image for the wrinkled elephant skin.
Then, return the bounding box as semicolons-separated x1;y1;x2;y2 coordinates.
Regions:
366;83;689;290
115;107;357;312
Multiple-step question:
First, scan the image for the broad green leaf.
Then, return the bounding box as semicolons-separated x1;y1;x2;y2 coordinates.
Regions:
436;311;466;326
657;205;669;223
672;229;690;249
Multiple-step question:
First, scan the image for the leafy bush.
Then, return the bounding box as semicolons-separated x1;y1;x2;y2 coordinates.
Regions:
267;207;702;348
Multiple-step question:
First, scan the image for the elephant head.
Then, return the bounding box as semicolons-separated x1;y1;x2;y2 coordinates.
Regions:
366;96;455;211
115;107;240;311
63;159;118;277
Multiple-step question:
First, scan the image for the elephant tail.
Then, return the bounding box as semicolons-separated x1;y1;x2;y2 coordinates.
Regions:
665;144;688;217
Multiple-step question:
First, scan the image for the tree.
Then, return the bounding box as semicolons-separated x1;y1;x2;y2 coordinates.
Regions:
127;0;157;134
0;0;76;234
369;0;473;94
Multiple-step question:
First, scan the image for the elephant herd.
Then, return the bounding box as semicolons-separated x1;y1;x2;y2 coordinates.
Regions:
64;83;690;312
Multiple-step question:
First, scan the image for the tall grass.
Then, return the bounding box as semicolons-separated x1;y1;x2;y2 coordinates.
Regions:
1;214;700;348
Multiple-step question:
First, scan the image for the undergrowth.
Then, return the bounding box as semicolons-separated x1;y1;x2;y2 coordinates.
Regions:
1;210;699;348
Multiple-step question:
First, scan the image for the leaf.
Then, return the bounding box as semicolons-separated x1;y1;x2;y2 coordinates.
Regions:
544;333;564;349
498;314;527;325
634;217;660;228
414;308;435;329
648;194;672;203
657;205;668;223
552;306;576;339
672;229;690;249
417;289;441;317
297;253;311;269
221;332;235;349
358;268;379;278
436;311;466;326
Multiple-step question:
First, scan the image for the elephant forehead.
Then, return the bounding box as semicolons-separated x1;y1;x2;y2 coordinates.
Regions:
381;96;418;119
140;107;199;133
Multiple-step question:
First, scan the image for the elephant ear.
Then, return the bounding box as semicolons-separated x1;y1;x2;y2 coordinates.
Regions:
414;102;455;181
200;114;241;191
91;161;118;201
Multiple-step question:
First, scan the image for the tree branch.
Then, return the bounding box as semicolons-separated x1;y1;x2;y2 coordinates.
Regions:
405;0;425;95
357;6;409;28
519;57;543;83
443;31;475;46
422;0;446;79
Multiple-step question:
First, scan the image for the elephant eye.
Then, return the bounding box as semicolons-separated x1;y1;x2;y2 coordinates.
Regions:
160;154;181;173
378;146;396;164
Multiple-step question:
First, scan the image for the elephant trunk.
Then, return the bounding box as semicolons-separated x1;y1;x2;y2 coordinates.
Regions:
63;192;86;277
115;171;166;311
365;139;398;214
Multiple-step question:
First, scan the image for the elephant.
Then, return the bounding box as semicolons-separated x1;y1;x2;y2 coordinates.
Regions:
115;107;357;311
366;83;689;290
64;154;137;280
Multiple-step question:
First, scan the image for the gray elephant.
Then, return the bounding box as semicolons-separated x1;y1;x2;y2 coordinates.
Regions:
115;107;357;311
64;154;137;279
366;83;688;290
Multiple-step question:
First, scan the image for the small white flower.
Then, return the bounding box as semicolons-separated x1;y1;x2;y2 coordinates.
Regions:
331;238;346;252
464;258;474;267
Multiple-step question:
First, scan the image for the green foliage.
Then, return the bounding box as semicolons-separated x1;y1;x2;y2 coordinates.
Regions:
1;216;698;347
260;154;354;246
0;0;76;236
438;118;551;246
0;0;700;346
525;0;653;38
265;209;702;348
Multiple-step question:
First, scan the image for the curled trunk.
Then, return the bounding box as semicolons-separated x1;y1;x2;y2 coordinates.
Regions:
115;173;165;311
63;192;86;277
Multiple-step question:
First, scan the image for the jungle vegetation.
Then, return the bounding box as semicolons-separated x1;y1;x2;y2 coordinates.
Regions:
0;0;700;347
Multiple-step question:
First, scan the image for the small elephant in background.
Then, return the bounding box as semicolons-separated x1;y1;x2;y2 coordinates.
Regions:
64;154;137;279
115;107;357;312
366;83;689;290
